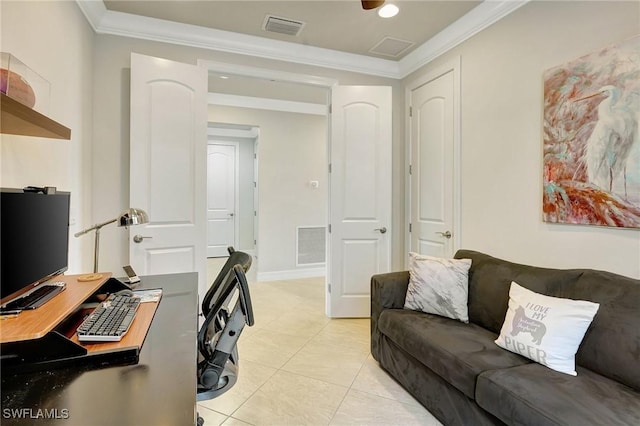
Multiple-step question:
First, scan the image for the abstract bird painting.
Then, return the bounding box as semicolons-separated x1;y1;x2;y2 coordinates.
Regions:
543;35;640;228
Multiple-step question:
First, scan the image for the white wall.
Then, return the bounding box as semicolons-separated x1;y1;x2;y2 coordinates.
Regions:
209;105;327;275
0;0;95;273
404;1;640;278
91;35;405;275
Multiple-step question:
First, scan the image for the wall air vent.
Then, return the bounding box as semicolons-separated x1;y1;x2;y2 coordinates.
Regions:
262;15;305;37
297;226;326;265
369;36;416;58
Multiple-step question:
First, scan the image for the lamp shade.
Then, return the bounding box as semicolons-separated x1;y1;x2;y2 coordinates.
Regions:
118;208;149;227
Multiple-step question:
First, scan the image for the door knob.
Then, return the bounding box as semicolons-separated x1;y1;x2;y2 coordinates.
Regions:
133;235;153;243
229;213;234;217
374;227;387;234
436;231;452;239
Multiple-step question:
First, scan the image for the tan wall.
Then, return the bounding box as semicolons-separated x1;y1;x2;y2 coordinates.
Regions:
403;1;640;277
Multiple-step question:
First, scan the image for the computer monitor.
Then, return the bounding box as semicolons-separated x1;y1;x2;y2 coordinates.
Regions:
0;188;71;303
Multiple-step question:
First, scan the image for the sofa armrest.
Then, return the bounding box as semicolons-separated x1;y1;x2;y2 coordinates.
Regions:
371;271;409;360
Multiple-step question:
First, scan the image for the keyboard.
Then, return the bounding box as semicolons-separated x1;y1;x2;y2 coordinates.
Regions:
77;294;141;342
1;282;66;311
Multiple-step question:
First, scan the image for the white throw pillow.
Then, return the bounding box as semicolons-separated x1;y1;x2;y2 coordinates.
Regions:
404;252;472;323
495;281;599;376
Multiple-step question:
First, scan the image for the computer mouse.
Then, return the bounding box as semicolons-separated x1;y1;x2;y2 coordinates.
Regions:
116;289;134;297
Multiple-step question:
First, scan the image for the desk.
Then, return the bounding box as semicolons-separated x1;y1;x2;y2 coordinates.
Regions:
1;273;198;426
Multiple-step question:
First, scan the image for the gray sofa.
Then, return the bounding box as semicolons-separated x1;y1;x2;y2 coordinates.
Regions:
371;249;640;425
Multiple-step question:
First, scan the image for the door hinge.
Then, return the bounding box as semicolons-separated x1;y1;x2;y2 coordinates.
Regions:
328;104;332;114
409;106;413;117
254;211;257;216
328;163;332;173
409;165;412;175
254;153;257;159
253;181;257;188
328;224;332;233
409;223;412;232
254;239;257;245
328;283;331;293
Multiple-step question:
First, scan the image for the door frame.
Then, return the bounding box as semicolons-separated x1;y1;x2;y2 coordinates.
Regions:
206;139;240;255
199;59;337;279
405;56;462;267
206;123;260;258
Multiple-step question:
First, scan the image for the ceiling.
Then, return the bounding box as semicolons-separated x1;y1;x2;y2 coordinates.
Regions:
103;0;481;60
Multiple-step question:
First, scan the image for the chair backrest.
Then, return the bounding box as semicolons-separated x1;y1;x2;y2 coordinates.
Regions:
197;264;254;399
201;247;252;317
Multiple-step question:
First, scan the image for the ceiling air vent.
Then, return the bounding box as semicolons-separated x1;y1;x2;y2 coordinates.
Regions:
369;37;416;58
262;15;305;37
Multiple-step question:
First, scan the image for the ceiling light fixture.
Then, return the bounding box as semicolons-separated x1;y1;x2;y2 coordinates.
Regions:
378;4;399;18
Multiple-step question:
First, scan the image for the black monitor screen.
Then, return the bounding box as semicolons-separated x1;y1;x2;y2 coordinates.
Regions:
1;188;70;301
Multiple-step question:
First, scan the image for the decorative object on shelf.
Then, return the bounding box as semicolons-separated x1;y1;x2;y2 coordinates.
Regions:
75;208;150;273
542;35;640;228
1;52;50;114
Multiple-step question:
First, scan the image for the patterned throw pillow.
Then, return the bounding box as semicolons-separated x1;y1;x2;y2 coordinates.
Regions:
495;282;600;376
404;252;472;323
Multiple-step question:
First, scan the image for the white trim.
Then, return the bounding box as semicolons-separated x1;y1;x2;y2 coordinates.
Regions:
76;1;398;78
199;60;339;88
76;0;528;79
208;93;327;116
207;124;260;139
399;1;528;77
257;267;326;282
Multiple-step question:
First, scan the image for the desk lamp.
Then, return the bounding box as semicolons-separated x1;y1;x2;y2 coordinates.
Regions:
75;208;149;273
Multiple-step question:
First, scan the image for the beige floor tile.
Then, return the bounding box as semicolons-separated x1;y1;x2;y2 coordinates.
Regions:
329;389;442;426
197;406;229;426
198;359;278;416
310;319;371;353
281;341;368;387
233;370;348;426
350;355;423;406
222;417;254;426
237;328;310;368
261;310;331;338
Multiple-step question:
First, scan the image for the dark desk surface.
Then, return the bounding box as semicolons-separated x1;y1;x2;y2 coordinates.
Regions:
1;273;198;426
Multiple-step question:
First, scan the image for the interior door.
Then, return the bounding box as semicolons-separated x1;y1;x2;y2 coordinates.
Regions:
129;52;207;296
207;142;238;257
409;62;459;258
328;86;392;318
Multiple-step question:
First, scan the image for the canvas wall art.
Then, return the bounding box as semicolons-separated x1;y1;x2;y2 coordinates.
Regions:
543;35;640;228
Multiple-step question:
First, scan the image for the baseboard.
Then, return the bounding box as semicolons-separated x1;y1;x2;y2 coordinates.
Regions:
257;267;326;282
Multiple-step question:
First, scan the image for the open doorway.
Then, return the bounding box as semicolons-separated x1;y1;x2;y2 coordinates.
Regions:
206;123;259;258
206;70;330;284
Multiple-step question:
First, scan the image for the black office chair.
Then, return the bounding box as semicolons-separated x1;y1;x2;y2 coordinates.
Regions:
201;247;252;318
197;257;254;402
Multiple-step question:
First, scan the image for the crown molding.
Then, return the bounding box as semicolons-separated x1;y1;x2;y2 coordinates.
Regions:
75;0;528;80
399;0;529;77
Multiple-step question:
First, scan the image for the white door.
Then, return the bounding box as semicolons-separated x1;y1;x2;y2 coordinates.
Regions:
129;53;207;296
207;142;238;257
409;60;460;258
328;86;392;318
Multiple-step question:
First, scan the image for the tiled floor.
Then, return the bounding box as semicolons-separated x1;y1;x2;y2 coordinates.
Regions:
197;258;442;426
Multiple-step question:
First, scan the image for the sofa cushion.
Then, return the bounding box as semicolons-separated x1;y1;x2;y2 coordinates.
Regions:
377;309;530;399
404;252;472;323
476;363;640;426
454;250;584;334
571;269;640;391
495;281;599;376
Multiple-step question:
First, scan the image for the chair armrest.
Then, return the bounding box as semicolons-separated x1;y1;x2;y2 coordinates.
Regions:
370;271;409;359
